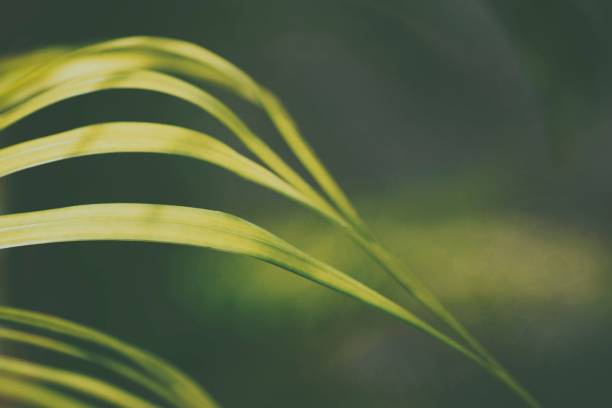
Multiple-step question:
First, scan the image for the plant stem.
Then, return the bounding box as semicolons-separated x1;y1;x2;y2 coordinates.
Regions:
257;79;538;406
347;227;540;407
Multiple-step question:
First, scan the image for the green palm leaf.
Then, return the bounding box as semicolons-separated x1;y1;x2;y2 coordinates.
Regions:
0;37;540;407
0;374;85;408
0;203;477;364
0;306;219;408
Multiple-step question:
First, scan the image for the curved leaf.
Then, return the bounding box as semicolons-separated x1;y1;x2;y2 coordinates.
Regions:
0;68;337;221
0;203;480;368
0;37;358;226
0;374;86;408
0;356;159;408
0;327;192;408
0;307;218;408
0;121;327;219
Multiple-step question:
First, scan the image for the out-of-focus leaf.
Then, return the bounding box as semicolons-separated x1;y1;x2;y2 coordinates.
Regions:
0;306;219;408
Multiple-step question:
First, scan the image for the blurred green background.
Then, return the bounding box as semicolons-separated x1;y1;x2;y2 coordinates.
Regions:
1;0;612;406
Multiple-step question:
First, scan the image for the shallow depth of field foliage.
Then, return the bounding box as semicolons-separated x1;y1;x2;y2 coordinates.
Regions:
0;34;539;407
1;1;611;407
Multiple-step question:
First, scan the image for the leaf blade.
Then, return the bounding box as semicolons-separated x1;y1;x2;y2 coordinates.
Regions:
0;203;482;369
0;306;219;408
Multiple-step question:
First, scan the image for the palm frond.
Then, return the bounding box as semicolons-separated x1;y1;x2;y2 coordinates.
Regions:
0;37;539;407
